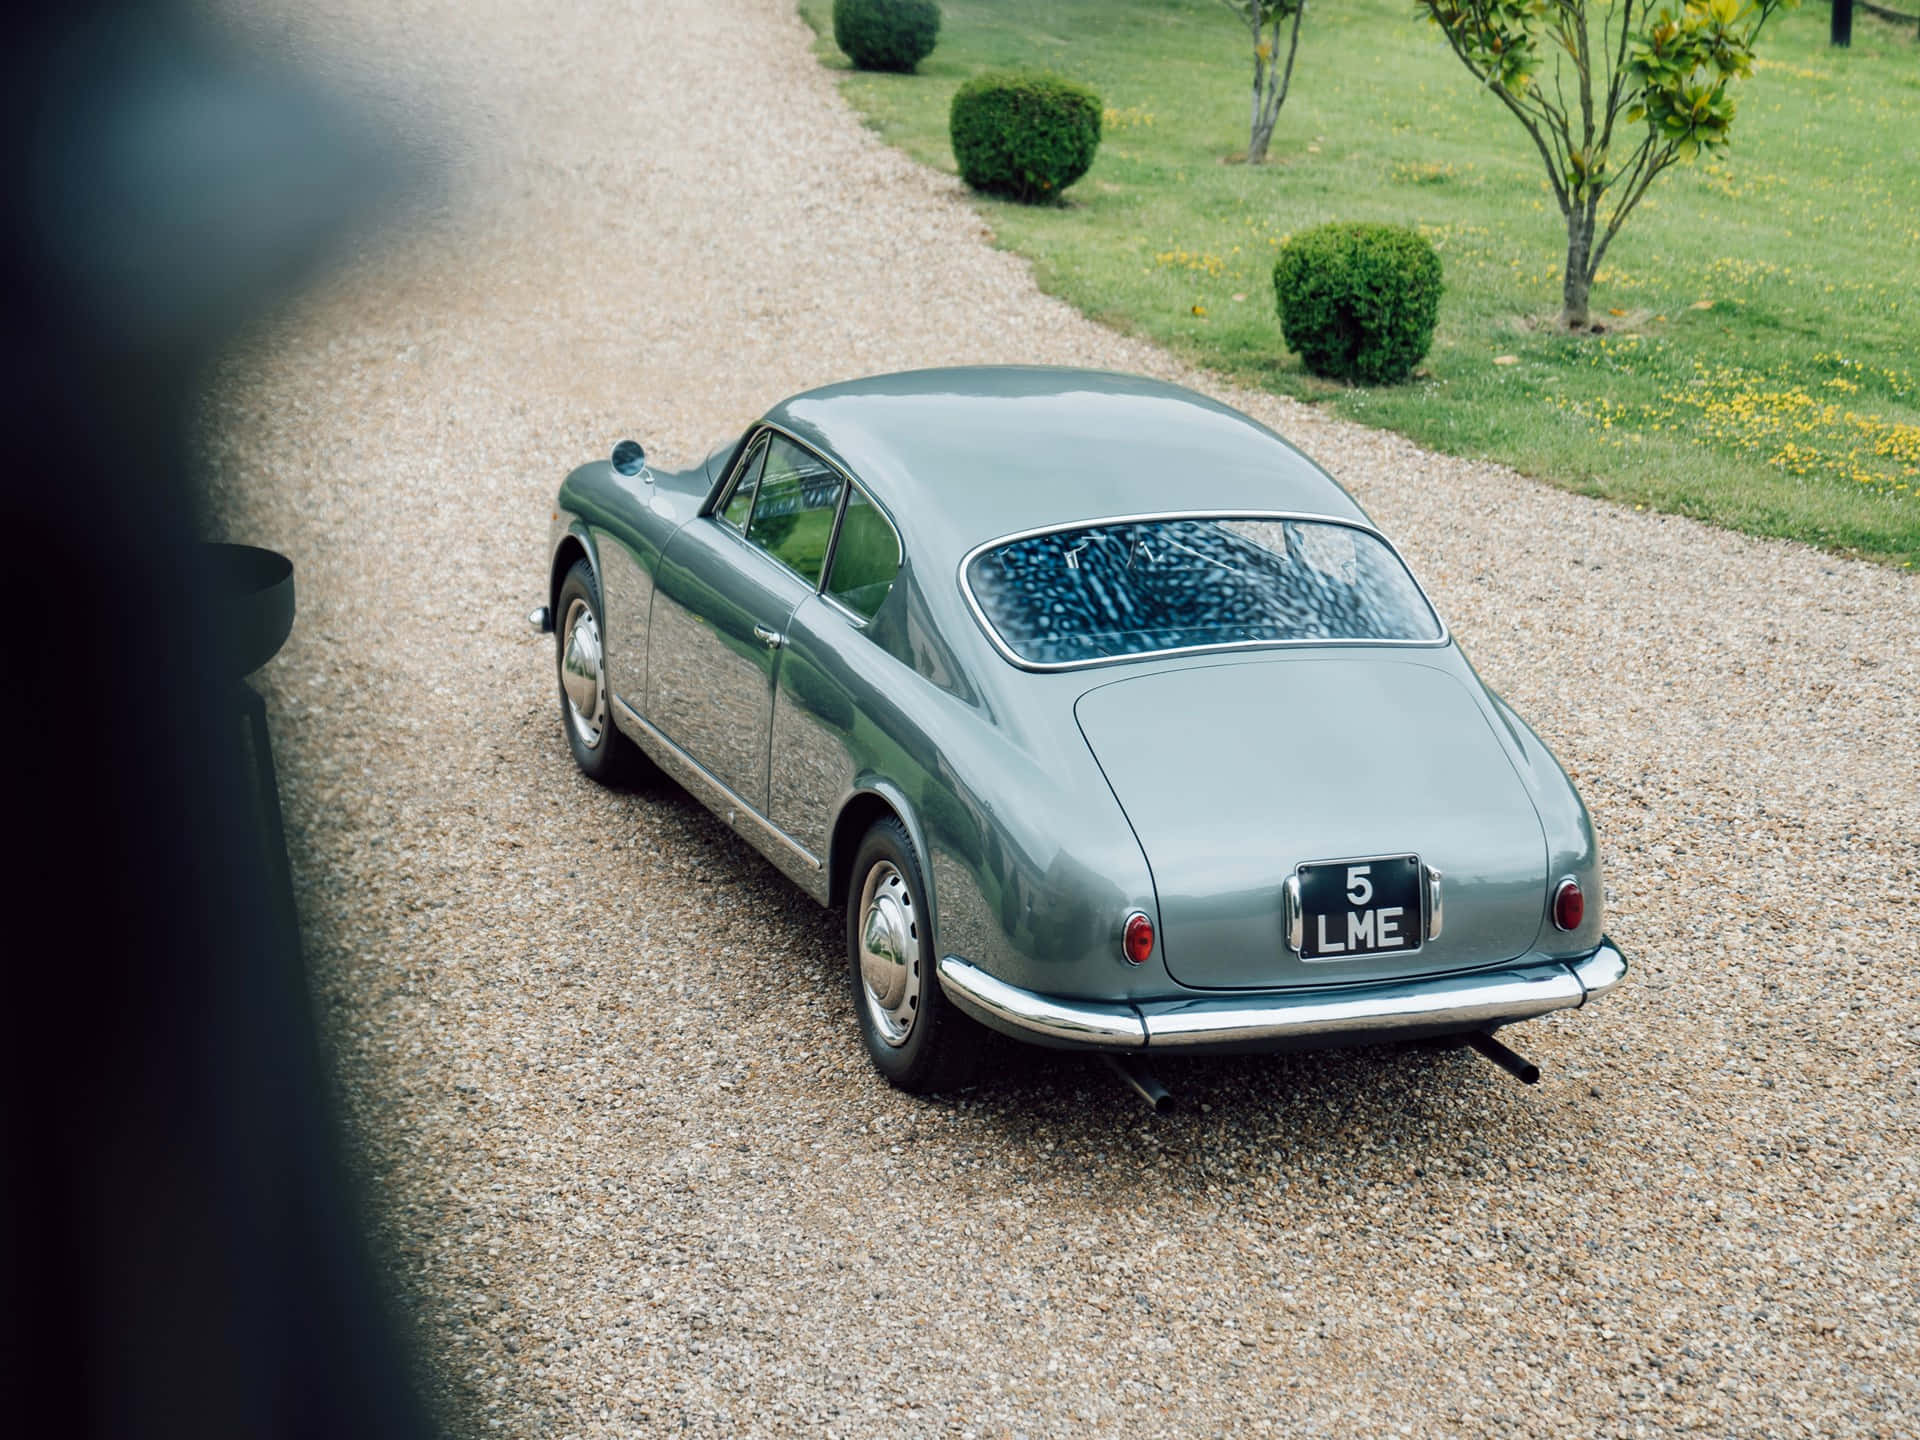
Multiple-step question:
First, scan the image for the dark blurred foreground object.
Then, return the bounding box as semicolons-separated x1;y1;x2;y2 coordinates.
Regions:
206;544;298;681
0;4;438;1437
207;544;301;953
1832;0;1853;44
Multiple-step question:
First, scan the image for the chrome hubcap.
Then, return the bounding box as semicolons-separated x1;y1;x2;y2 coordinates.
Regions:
857;860;919;1048
560;597;606;748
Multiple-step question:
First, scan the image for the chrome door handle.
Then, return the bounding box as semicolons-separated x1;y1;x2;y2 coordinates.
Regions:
752;624;784;649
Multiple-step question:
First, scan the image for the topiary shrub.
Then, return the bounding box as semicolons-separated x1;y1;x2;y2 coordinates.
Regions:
950;70;1103;204
832;0;941;74
1271;222;1443;385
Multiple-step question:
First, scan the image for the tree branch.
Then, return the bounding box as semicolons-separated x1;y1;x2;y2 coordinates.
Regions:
1436;25;1573;214
1598;0;1636;157
1214;0;1260;41
1589;134;1669;279
1573;0;1595;152
1275;1;1304;117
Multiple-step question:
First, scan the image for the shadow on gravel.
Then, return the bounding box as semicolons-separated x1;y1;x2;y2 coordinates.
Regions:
590;765;1561;1199
916;1039;1556;1214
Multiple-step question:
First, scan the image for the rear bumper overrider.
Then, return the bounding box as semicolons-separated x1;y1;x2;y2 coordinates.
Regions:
936;940;1628;1053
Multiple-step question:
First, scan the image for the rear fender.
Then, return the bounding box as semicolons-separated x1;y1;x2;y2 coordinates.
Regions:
830;778;936;934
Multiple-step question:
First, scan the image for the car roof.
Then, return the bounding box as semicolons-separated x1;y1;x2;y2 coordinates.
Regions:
763;367;1368;561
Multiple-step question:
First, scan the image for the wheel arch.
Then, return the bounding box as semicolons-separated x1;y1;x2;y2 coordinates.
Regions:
828;781;937;928
549;522;598;618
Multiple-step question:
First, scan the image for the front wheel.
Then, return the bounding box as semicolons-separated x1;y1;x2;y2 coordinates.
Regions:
847;817;982;1094
554;558;648;785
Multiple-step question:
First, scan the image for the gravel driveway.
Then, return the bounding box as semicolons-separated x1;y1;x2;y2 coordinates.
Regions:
205;1;1919;1435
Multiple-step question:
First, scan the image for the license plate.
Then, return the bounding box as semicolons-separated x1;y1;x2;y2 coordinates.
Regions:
1293;854;1423;960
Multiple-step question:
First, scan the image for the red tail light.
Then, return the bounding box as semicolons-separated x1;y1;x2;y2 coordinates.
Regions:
1552;878;1585;932
1122;911;1154;964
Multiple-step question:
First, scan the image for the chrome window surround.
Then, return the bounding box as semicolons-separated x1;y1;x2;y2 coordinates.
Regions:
822;481;905;628
818;591;874;628
705;423;906;620
713;432;770;534
956;510;1450;673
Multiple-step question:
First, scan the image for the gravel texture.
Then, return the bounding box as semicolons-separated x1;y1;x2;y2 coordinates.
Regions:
204;1;1919;1435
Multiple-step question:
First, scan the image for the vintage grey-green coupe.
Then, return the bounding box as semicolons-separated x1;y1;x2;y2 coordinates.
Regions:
534;368;1626;1095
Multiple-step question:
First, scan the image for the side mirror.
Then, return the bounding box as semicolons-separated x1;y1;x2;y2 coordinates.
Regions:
611;439;647;477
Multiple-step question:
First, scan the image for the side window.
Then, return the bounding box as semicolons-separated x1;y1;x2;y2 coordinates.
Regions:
745;436;845;585
718;437;767;531
825;484;902;622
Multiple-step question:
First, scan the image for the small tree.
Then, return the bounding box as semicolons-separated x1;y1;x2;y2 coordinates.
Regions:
1418;0;1796;329
1216;1;1307;164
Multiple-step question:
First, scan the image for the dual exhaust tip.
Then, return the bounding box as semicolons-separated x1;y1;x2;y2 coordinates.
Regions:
1103;1029;1540;1114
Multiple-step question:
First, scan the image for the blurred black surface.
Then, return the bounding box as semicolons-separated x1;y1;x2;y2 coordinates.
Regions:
1;4;436;1435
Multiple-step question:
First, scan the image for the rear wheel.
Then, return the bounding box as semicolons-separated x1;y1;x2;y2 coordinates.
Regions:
554;558;647;785
848;817;982;1094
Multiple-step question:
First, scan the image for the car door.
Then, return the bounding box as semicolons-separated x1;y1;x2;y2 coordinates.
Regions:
646;431;847;815
767;481;907;861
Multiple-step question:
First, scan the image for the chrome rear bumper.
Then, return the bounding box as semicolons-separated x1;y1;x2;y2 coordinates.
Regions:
937;940;1627;1052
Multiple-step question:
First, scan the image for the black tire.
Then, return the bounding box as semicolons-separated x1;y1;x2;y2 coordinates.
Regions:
847;817;983;1093
554;558;647;785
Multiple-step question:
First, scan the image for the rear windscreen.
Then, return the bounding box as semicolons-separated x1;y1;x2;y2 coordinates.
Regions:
965;517;1443;667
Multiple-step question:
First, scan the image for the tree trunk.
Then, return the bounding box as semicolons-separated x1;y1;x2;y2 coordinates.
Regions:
1247;44;1270;164
1561;211;1595;329
1245;5;1304;165
1248;112;1278;165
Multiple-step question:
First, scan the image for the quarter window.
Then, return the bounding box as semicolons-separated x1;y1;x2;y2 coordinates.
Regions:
745;436;845;585
825;484;902;621
719;437;767;531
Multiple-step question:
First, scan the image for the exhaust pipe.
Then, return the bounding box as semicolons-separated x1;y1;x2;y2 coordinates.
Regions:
1466;1030;1540;1085
1103;1053;1174;1113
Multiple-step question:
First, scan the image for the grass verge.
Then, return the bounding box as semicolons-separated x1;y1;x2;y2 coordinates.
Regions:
797;0;1920;569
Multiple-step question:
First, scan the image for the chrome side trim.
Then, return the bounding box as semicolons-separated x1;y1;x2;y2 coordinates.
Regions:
936;957;1147;1048
612;695;821;872
955;510;1451;673
1426;864;1444;942
1571;939;1628;1001
936;943;1630;1053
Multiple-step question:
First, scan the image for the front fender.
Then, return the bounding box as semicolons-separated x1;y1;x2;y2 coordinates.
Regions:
554;459;708;714
546;511;600;615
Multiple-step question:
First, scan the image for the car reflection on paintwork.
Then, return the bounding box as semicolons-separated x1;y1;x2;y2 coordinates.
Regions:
536;367;1626;1095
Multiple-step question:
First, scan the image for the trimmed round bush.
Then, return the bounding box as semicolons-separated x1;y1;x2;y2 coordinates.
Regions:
950;70;1103;204
832;0;941;74
1271;223;1443;385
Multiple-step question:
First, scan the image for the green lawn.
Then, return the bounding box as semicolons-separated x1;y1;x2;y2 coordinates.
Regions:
797;0;1920;569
